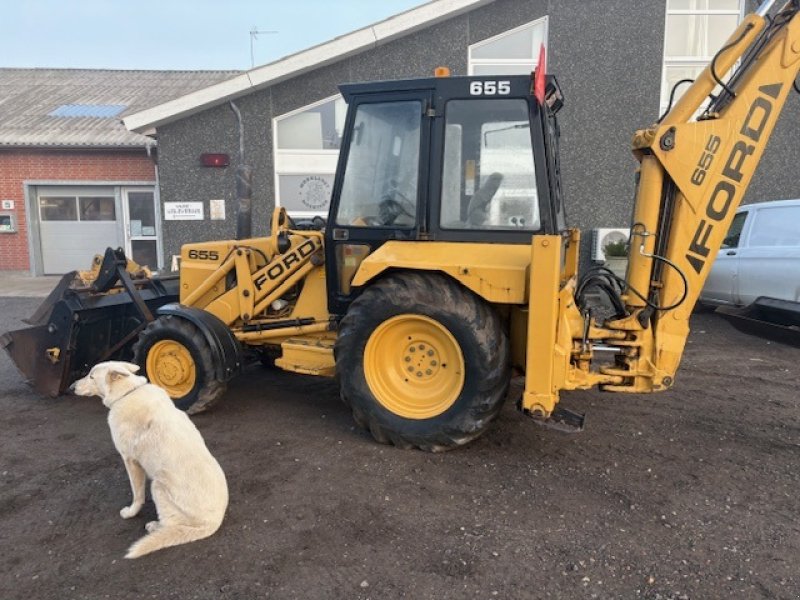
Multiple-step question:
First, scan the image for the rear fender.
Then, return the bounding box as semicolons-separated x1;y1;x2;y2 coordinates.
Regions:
156;304;243;382
350;241;532;305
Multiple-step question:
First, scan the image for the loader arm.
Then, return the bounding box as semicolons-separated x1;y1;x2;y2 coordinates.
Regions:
524;0;800;415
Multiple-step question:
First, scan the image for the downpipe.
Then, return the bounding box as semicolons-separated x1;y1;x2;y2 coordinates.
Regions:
230;101;253;240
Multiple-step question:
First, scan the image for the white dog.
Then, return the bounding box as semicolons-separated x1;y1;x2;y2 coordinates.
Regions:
72;361;228;559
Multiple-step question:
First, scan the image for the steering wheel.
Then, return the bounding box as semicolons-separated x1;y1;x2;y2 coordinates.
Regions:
378;182;416;225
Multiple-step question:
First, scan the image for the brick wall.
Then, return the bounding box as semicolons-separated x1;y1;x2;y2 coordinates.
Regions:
0;148;155;271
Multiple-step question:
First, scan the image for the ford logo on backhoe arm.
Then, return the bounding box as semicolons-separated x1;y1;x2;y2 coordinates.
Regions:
685;82;781;275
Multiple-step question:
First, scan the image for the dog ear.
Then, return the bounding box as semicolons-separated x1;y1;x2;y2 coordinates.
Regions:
121;362;141;374
105;366;130;384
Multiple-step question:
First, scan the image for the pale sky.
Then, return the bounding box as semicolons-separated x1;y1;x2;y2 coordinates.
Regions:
1;0;425;71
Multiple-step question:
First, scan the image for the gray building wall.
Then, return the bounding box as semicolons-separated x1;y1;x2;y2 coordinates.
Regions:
155;0;800;266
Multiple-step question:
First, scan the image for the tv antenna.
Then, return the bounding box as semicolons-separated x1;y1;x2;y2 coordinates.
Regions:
250;27;278;68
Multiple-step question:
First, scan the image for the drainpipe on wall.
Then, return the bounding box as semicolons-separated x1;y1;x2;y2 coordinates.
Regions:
229;101;253;240
145;139;164;270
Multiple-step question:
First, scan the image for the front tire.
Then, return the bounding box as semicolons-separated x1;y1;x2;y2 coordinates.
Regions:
132;315;225;414
335;272;510;451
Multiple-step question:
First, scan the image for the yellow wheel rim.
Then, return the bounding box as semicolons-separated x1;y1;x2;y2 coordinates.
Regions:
146;340;196;398
364;314;465;420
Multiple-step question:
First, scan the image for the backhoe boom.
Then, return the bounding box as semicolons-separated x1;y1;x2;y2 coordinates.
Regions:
523;0;800;416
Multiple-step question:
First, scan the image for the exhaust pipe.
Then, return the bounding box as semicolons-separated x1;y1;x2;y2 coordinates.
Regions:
230;101;253;240
755;0;776;17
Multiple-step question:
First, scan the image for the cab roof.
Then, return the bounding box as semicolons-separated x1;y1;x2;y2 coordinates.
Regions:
338;73;537;102
338;74;563;111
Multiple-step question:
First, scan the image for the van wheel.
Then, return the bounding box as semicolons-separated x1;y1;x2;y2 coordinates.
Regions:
693;301;716;314
132;316;225;414
335;272;510;451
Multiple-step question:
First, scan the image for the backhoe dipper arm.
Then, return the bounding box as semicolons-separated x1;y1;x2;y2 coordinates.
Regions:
612;0;800;390
522;0;800;417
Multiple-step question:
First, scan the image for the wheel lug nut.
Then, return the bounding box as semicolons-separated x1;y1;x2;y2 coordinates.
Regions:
427;350;434;356
416;371;422;377
425;369;432;375
404;356;411;362
409;347;416;353
430;360;437;366
407;366;414;372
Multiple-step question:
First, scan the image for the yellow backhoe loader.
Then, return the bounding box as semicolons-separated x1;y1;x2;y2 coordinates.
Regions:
4;0;800;450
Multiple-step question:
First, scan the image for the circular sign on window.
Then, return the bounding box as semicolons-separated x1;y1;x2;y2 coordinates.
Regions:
299;176;331;211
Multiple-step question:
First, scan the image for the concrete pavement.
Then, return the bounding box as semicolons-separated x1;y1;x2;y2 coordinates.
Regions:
0;271;61;297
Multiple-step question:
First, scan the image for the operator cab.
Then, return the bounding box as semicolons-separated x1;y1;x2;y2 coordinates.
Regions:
325;73;566;313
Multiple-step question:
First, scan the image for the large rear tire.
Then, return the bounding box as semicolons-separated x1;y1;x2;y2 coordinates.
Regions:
335;272;510;451
132;315;225;414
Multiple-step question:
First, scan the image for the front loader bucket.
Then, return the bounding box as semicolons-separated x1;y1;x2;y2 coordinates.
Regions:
1;271;84;395
716;296;800;347
2;307;78;397
2;270;178;397
24;270;79;326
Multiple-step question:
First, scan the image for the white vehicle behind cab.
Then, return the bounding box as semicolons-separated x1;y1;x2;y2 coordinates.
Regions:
700;199;800;307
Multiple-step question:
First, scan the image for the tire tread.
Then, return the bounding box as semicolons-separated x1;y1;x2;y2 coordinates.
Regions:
335;272;510;451
132;315;225;414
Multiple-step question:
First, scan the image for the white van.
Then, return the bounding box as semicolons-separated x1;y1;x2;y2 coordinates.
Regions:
700;199;800;307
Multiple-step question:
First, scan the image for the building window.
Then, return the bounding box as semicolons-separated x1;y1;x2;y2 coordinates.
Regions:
273;94;347;217
661;0;745;113
468;17;548;76
49;104;127;118
39;195;116;221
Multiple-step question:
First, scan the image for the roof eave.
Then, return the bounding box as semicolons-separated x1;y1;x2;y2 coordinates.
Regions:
124;0;494;133
0;142;155;150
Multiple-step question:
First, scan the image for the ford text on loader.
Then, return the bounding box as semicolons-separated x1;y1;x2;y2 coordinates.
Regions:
4;0;799;450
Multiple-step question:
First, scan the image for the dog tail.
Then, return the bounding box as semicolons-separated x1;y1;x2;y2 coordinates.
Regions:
125;524;217;559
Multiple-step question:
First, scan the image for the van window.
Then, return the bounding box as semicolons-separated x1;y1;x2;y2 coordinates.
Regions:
721;211;747;248
748;205;800;247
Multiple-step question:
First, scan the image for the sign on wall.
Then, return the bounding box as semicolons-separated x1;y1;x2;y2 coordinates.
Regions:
164;202;204;221
209;199;226;220
1;200;14;210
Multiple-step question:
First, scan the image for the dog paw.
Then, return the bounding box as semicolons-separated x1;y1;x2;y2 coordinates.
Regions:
120;504;142;519
145;521;160;533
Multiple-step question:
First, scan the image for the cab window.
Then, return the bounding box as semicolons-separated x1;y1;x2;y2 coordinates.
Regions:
335;101;422;228
440;99;539;231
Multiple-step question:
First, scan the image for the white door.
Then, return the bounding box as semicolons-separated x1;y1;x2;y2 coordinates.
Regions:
37;187;120;274
122;188;160;270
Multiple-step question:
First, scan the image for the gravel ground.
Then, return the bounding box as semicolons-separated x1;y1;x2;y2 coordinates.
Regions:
1;296;798;599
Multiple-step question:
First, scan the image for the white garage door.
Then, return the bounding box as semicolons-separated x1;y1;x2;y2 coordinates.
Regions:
38;189;122;274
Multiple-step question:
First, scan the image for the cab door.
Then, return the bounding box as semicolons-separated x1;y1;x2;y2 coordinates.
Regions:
325;92;432;315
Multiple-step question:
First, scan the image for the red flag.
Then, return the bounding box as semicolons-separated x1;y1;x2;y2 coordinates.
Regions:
534;43;546;105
